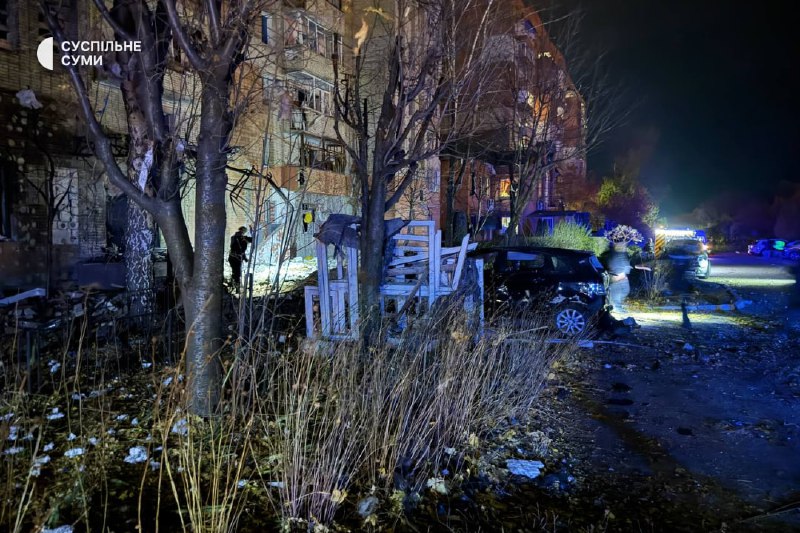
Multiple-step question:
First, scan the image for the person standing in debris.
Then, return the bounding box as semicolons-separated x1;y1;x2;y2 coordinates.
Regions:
605;241;650;317
228;226;252;291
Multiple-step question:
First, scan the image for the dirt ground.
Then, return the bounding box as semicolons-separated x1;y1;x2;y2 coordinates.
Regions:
406;253;800;532
533;253;800;531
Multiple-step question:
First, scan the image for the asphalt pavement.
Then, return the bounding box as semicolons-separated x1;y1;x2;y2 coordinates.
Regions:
545;251;800;530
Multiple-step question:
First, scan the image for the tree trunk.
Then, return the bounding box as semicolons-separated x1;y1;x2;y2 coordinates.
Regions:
183;78;230;416
125;203;155;317
121;82;155;318
360;174;387;341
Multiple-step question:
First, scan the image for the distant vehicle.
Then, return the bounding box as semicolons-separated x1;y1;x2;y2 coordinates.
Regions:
661;238;710;279
654;228;708;256
471;247;607;336
747;239;787;257
784;240;800;261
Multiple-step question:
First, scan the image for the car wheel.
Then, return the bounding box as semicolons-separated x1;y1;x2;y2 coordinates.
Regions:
554;304;589;336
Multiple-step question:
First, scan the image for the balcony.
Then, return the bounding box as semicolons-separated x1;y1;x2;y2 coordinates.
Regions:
284;44;338;77
274;165;351;197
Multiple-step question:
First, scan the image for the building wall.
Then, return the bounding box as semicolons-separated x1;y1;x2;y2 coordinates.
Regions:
0;0;110;290
1;0;589;290
439;0;588;238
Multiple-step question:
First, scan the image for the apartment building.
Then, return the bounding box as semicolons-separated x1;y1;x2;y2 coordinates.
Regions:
249;0;358;267
439;0;588;240
0;0;587;291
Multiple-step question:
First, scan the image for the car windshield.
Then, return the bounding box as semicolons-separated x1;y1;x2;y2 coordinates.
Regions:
666;239;703;254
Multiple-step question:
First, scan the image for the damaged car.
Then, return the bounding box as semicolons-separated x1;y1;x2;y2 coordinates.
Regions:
471;247;608;336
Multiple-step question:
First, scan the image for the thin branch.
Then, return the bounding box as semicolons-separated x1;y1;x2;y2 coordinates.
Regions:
385;162;418;211
91;0;134;41
205;0;222;45
163;0;207;71
41;0;159;214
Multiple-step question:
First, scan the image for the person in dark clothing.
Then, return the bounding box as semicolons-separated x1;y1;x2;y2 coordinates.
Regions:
604;241;650;317
228;226;252;291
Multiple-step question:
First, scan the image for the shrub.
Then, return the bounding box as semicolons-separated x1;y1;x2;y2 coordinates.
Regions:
525;222;607;257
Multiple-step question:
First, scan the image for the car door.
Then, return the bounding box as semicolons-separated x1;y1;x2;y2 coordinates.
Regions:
500;250;550;303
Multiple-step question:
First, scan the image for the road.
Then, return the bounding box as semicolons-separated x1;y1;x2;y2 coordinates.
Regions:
709;252;798;321
538;251;800;531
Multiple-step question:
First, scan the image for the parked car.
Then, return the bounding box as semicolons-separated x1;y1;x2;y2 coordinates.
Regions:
784;240;800;261
471;247;607;336
747;239;787;257
661;238;710;279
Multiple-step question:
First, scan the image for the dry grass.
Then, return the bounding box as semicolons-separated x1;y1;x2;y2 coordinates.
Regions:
258;297;573;528
0;286;577;532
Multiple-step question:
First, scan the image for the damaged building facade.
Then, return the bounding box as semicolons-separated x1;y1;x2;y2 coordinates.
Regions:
0;0;585;293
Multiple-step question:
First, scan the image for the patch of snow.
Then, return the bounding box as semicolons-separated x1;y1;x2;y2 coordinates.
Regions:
115;414;129;422
4;446;24;455
7;426;18;440
141;362;153;369
88;437;98;446
48;360;61;374
171;418;189;436
124;446;148;464
149;460;160;471
43;442;54;452
30;454;51;476
64;448;84;458
67;433;77;441
46;408;65;421
506;459;545;479
42;526;73;533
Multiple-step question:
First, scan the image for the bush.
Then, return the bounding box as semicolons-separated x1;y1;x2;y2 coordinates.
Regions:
264;300;570;527
525;222;608;257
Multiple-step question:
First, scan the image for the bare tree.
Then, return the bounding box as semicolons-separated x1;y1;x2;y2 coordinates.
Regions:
332;0;494;333
45;0;260;415
440;4;627;241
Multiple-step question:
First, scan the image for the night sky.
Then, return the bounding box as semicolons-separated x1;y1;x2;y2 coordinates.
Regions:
549;1;800;218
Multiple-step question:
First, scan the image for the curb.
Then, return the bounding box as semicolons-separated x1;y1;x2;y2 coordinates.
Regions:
654;299;752;312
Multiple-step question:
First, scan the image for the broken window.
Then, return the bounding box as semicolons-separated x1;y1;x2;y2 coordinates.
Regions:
287;72;333;115
289;135;346;173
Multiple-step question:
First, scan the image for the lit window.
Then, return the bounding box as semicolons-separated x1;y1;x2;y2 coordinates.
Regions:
498;178;511;198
